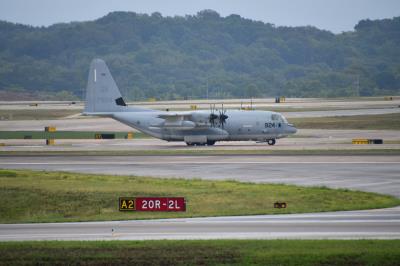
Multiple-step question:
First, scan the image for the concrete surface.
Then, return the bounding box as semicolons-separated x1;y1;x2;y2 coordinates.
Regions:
1;128;400;152
1;155;399;197
1;206;399;241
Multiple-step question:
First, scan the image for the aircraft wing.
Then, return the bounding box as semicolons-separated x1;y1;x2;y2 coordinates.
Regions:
154;112;197;130
157;112;193;121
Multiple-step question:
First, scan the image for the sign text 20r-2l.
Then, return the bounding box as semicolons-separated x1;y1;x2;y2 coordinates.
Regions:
119;197;186;212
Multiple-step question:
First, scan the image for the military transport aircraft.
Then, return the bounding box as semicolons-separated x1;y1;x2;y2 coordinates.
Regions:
83;59;297;146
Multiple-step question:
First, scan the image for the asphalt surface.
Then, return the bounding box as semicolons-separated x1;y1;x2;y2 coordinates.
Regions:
1;207;399;241
1;155;399;197
2;128;400;152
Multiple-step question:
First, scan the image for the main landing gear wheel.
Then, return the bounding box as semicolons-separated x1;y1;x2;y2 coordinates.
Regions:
186;142;210;146
267;139;276;145
206;140;216;146
186;140;215;146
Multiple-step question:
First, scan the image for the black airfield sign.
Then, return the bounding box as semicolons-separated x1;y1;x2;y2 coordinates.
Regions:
119;197;136;211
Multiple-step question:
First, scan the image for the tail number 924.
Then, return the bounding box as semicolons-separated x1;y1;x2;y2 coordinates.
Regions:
265;122;281;128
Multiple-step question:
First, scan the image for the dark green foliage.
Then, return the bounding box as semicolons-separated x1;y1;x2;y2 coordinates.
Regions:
1;240;400;265
0;11;399;100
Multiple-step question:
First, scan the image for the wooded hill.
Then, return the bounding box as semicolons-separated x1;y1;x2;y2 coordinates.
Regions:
0;10;399;100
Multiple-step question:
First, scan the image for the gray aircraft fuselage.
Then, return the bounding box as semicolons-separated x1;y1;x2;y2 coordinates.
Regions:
110;109;297;144
83;58;297;145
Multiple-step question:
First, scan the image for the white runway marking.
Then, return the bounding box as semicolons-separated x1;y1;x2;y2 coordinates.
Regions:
1;161;399;165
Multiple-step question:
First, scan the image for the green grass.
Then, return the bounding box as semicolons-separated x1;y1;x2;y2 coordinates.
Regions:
0;169;399;223
383;140;400;144
0;109;80;120
0;131;150;139
0;240;399;265
291;113;400;130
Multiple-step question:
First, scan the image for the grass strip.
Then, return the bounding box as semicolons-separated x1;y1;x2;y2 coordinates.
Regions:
290;113;400;130
0;109;80;120
0;169;399;223
0;131;149;139
0;240;399;265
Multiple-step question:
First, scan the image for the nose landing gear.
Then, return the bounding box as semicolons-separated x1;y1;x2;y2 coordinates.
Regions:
267;139;276;145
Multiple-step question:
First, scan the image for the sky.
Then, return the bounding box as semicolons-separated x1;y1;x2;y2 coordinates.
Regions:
0;0;399;33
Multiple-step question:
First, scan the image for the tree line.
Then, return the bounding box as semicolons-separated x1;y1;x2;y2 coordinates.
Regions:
0;10;399;100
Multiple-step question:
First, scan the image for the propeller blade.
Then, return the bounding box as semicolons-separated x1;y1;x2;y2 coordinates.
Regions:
218;107;228;129
209;113;218;126
209;104;218;126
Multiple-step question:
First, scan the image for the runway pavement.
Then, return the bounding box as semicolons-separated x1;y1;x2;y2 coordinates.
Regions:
1;207;399;241
1;155;399;197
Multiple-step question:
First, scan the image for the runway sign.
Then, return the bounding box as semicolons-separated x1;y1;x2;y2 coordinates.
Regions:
119;197;186;212
352;138;383;144
119;197;136;211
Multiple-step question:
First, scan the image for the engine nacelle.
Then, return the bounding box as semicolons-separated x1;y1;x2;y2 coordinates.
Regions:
159;120;196;130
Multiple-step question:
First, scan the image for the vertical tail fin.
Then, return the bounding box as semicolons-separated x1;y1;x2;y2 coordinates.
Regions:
84;58;127;113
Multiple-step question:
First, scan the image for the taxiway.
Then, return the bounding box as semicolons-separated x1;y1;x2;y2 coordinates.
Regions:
1;155;399;197
1;206;399;241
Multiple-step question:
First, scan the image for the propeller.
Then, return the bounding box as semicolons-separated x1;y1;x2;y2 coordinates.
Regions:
218;104;229;129
209;104;218;126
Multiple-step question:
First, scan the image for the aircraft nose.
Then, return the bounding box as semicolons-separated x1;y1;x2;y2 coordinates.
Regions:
286;124;297;134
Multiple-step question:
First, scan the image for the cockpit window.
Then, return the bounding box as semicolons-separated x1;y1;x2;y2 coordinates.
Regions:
271;114;288;123
271;114;279;121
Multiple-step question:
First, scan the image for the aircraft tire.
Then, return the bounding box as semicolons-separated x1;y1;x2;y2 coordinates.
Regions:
267;139;276;145
207;140;216;146
187;142;207;146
